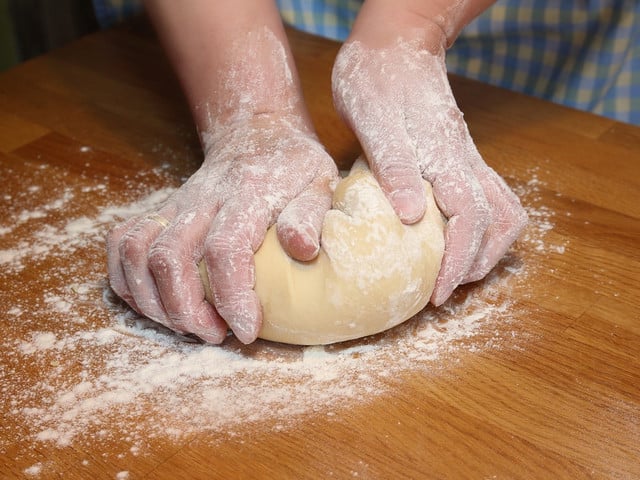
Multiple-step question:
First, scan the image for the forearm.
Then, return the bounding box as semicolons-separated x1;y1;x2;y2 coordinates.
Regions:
144;0;309;135
350;0;495;50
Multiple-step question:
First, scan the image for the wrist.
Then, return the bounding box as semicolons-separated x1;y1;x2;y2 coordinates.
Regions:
199;108;320;159
145;0;310;138
194;28;308;133
349;0;495;51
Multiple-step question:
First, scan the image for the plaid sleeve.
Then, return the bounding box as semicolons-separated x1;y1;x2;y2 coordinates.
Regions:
93;0;638;125
276;0;360;41
447;0;640;125
278;0;638;125
92;0;143;29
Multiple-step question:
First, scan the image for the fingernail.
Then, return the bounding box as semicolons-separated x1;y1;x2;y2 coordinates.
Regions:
298;231;320;261
229;303;262;345
430;284;452;307
234;323;259;344
278;223;320;262
391;189;425;223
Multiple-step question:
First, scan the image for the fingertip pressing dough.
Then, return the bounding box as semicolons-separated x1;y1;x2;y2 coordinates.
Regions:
200;158;445;345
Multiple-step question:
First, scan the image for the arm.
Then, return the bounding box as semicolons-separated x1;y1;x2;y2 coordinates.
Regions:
333;0;527;305
349;0;497;50
144;0;314;133
107;1;338;343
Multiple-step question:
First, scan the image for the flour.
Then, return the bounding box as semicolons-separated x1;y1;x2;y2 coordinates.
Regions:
0;163;557;478
9;287;507;450
23;464;42;477
513;169;568;257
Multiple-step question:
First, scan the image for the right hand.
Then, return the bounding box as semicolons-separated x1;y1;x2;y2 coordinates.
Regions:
107;113;339;344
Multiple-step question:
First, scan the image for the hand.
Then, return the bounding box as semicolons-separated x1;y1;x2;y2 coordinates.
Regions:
107;113;338;343
332;38;527;305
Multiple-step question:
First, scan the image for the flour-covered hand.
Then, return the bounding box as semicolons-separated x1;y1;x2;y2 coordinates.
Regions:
332;38;527;305
107;115;338;344
107;6;341;345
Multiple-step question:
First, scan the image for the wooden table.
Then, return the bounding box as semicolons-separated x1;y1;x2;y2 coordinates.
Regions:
1;18;639;480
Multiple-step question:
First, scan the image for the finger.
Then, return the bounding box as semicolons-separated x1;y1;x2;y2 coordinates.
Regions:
361;129;426;224
147;209;228;344
429;168;491;306
204;198;272;344
118;212;176;321
276;173;335;261
106;216;140;309
462;167;528;283
333;62;425;222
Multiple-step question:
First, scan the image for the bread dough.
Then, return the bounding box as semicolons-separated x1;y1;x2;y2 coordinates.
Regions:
200;158;445;345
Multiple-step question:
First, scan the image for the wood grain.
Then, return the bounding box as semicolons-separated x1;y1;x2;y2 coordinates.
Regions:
0;18;638;479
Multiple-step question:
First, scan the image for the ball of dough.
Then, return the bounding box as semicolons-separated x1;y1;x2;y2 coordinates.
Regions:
200;158;445;345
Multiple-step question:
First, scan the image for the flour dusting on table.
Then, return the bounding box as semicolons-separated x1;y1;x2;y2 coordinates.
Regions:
0;164;558;476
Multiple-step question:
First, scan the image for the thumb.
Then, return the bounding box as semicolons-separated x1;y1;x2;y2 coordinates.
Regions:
276;173;335;261
361;127;426;224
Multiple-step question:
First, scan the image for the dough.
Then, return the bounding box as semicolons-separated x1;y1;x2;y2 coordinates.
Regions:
200;158;445;345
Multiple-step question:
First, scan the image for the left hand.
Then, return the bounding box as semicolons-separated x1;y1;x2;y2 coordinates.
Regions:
332;36;527;305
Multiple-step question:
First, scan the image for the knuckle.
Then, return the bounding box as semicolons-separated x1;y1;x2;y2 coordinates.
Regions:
213;289;251;322
378;164;421;192
509;206;529;237
470;197;492;232
203;231;231;261
118;229;149;266
108;278;129;302
205;229;249;266
106;225;123;249
147;240;178;275
494;195;528;233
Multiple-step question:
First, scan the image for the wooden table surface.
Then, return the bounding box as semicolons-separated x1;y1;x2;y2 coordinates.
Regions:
1;19;639;480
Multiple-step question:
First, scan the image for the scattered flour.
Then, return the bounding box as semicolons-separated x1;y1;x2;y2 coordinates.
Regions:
515;168;569;252
0;163;560;477
23;463;42;477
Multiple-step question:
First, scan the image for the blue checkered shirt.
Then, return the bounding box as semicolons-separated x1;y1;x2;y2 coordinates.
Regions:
94;0;639;124
277;0;639;125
